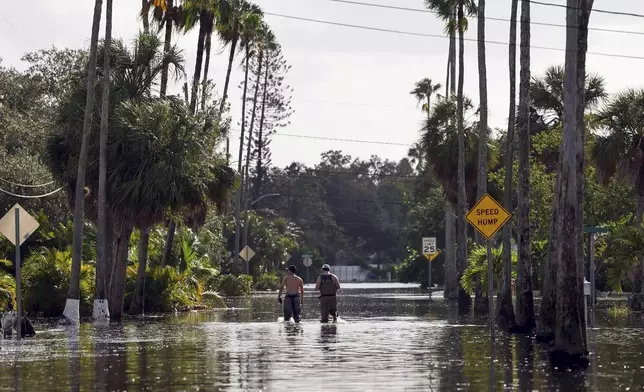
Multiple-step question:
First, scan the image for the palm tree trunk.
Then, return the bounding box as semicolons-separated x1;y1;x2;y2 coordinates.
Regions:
62;0;103;325
105;213;115;297
160;220;175;268
189;14;209;114
473;0;489;313
515;0;535;332
634;194;644;295
237;45;253;176
219;30;240;115
129;225;151;315
109;220;134;319
141;0;150;34
497;0;518;332
94;0;113;322
445;202;458;299
449;13;456;97
456;0;470;311
159;0;174;98
201;31;213;112
550;0;592;369
254;54;271;204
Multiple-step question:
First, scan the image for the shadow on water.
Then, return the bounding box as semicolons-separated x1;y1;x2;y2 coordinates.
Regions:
1;287;644;391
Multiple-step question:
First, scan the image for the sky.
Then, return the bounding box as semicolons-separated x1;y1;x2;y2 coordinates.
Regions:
1;0;643;168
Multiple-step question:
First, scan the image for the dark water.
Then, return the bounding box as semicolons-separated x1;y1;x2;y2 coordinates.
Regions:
1;284;643;391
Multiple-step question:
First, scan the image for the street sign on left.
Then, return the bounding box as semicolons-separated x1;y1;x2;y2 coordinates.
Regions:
0;204;39;246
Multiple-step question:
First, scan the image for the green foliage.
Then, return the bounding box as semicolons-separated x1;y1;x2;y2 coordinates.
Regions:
0;259;15;310
215;274;253;296
460;245;517;296
21;248;95;316
253;273;280;291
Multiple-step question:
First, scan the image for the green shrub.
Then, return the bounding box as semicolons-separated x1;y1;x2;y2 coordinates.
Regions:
0;259;15;310
21;248;95;317
253;273;280;291
215;274;253;296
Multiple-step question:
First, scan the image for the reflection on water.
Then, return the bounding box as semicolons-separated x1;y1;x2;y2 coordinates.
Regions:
0;286;643;391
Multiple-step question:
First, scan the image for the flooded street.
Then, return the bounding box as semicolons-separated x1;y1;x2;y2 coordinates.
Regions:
1;284;644;391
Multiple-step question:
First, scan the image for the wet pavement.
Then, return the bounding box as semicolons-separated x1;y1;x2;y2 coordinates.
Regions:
1;283;644;391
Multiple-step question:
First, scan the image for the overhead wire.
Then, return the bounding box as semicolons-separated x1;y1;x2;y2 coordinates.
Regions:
328;0;644;37
264;12;644;61
0;178;56;188
0;186;63;199
528;0;644;19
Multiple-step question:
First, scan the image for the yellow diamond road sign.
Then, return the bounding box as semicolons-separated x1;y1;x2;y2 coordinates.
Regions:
239;246;255;262
0;204;39;246
466;194;511;240
424;251;440;262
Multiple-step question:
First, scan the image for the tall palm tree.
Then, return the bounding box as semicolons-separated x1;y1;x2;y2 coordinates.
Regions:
475;0;488;245
95;0;113;322
515;0;534;332
217;0;263;115
550;0;594;369
592;89;644;296
61;0;103;325
410;78;442;123
498;0;518;333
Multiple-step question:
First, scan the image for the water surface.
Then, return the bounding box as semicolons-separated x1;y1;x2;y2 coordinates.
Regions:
1;285;643;391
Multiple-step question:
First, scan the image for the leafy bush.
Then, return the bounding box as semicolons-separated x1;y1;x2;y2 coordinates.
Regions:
461;245;517;295
253;273;281;291
0;259;15;310
21;248;95;317
215;274;253;296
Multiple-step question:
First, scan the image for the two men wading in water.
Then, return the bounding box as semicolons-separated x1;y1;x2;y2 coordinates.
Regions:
278;263;341;323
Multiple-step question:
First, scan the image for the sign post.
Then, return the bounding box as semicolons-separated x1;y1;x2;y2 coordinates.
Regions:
422;237;437;300
465;194;511;337
0;204;40;341
302;255;312;283
584;226;608;311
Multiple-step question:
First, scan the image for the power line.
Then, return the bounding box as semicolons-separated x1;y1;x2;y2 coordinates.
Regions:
528;0;644;19
0;178;56;188
0;186;63;199
265;12;644;61
231;129;412;146
328;0;644;37
0;11;38;48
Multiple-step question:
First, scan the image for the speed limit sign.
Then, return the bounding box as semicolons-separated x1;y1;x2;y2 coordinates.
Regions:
422;237;436;255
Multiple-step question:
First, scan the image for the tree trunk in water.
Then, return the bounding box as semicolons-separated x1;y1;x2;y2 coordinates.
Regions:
456;1;470;311
550;0;593;370
94;0;113;322
63;0;103;325
633;195;644;298
159;0;173;98
189;14;209;114
129;225;151;315
219;21;239;115
444;202;458;299
473;0;489;313
200;31;213;112
160;219;175;268
109;220;133;319
105;213;115;298
497;0;518;332
253;53;271;204
515;0;535;333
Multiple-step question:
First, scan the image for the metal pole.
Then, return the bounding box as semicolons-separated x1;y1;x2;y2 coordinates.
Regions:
428;254;432;301
306;266;309;284
15;207;22;341
487;239;494;338
589;233;595;310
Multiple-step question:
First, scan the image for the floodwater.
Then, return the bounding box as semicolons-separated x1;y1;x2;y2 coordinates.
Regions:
1;284;643;391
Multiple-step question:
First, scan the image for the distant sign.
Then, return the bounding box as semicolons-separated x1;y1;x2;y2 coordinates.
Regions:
302;254;312;267
239;246;255;262
423;251;440;262
466;194;511;240
0;204;39;246
422;237;436;255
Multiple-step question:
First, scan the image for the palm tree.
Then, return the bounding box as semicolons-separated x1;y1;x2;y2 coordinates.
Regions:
550;0;593;369
592;89;644;299
217;0;263;115
515;0;534;332
475;0;488;248
531;65;606;128
498;0;518;332
48;33;186;319
61;0;103;325
410;78;442;123
95;0;113;322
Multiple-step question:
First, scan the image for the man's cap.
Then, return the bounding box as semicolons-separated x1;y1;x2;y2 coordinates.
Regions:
287;265;297;273
321;264;331;271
